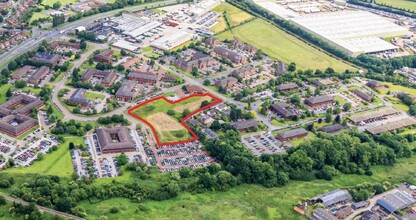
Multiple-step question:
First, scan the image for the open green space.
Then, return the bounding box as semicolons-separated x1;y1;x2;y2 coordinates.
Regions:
211;2;253;33
85;91;105;100
29;12;50;24
3;136;79;177
0;84;41;104
379;82;416;96
77;154;416;220
376;0;416;12
216;19;357;72
41;0;77;7
131;95;214;143
386;96;410;112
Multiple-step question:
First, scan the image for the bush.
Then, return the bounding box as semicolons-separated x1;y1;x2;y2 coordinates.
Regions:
109;207;119;214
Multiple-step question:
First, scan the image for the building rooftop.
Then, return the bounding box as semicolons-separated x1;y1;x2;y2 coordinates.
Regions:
81;69;118;85
128;71;159;80
305;95;334;105
270;102;295;118
28;66;49;84
232;120;258;130
278;82;299;91
349;107;399;123
96;126;136;153
312;208;337;220
115;81;137;98
312;189;352;208
319;124;343;133
377;190;416;213
277;128;308;139
69;88;91;106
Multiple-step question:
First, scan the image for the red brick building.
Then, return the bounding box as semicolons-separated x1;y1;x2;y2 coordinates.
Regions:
276;128;308;142
127;71;159;85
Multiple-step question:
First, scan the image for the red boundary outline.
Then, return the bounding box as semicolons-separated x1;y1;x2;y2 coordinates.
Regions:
128;93;222;146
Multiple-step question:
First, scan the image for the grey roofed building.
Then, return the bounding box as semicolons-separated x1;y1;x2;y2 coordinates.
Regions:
202;128;218;139
311;189;352;208
278;82;299;91
319;124;343;134
69;88;92;107
312;208;337;220
270;102;295;119
305;95;334;106
352;89;373;102
367;80;382;87
376;190;416;213
96;126;136;154
360;210;379;220
34;52;62;66
232;120;258;131
277;61;287;75
28;66;50;84
351;201;366;210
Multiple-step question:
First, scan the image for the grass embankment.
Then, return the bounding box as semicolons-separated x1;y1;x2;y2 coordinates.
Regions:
216;19;357;72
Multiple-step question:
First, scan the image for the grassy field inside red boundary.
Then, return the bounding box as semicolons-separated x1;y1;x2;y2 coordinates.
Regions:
128;93;222;146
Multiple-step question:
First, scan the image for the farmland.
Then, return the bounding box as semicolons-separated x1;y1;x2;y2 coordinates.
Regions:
211;2;253;33
376;0;416;12
129;94;221;144
216;19;357;72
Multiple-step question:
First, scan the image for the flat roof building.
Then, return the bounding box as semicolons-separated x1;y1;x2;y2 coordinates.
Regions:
349;107;399;124
276;128;308;142
150;31;193;51
96;126;136;154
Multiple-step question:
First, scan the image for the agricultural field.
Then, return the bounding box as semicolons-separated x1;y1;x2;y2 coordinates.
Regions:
376;0;416;12
211;3;253;33
129;94;221;144
216;19;357;72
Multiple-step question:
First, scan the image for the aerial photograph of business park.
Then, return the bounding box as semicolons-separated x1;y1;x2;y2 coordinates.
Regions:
3;0;416;219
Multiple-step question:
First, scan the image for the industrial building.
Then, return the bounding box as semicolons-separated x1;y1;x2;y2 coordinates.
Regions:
311;189;352;208
377;191;416;213
304;95;334;107
276;128;308;142
254;1;408;57
150;31;194;51
366;117;416;135
349;107;399;125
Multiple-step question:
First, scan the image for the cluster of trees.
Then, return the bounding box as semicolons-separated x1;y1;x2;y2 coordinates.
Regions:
397;93;416;115
97;114;129;126
52;14;65;27
51;119;93;136
67;0;176;23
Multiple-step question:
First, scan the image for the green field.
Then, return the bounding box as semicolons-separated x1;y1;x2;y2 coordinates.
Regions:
376;0;416;12
379;82;416;96
29;12;49;23
3;136;80;177
76;154;416;220
85;91;105;100
216;19;357;72
132;95;213;143
211;2;253;33
42;0;77;7
0;84;41;104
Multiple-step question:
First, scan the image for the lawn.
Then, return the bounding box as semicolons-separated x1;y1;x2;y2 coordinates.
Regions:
78;154;416;220
0;84;41;104
42;0;77;7
379;82;416;96
216;19;357;72
85;91;105;100
130;95;220;144
386;96;409;112
211;2;253;33
29;12;49;23
376;0;416;12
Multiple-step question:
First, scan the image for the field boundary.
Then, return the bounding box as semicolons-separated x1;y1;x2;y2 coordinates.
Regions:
128;93;222;146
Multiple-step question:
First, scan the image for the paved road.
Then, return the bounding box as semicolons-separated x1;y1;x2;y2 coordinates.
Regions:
1;194;85;220
0;0;177;69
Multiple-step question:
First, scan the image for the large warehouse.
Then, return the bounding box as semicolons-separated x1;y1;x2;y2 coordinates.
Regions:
150;30;194;50
254;1;408;56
